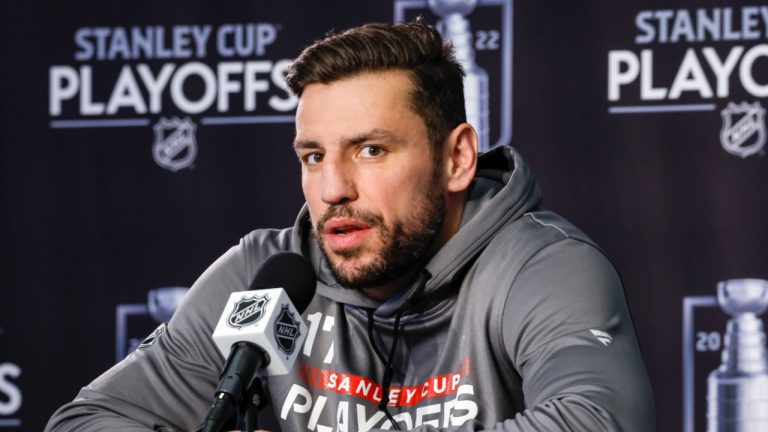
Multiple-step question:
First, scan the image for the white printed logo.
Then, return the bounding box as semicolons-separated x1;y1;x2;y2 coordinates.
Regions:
590;329;614;346
606;8;768;161
48;23;298;173
152;117;198;172
720;101;766;159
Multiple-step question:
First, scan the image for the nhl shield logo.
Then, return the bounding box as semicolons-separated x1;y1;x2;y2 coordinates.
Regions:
274;304;301;355
152;117;198;172
720;102;766;159
227;294;270;329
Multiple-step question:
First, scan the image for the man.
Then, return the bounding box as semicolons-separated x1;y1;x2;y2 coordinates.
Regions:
46;19;655;431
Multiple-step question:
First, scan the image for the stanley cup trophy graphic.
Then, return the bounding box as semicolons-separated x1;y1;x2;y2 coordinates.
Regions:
707;279;768;431
429;0;491;152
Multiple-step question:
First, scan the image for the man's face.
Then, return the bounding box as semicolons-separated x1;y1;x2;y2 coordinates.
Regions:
294;71;447;290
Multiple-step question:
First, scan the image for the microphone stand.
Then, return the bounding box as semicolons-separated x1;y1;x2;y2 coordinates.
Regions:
238;378;269;432
196;378;270;432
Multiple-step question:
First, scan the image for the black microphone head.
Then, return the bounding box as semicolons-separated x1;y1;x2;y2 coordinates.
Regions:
249;252;316;312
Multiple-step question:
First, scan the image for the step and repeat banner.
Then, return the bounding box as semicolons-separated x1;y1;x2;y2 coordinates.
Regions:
2;0;768;430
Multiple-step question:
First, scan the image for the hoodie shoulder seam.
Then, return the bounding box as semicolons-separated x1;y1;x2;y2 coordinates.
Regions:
526;212;569;239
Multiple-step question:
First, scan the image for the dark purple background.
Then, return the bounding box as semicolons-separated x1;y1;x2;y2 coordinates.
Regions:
3;1;767;430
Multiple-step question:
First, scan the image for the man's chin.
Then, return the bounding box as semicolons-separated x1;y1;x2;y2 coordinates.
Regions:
326;245;365;260
325;254;380;288
327;254;367;275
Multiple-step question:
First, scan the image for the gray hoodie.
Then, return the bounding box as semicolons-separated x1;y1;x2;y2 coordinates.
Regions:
46;146;655;431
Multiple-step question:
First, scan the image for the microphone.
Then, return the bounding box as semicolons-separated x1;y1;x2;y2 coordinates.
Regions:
203;252;316;432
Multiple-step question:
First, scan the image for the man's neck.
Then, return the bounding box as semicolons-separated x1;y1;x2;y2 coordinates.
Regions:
362;190;467;301
362;268;420;301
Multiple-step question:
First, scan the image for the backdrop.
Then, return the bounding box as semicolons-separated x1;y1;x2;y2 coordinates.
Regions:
2;1;768;430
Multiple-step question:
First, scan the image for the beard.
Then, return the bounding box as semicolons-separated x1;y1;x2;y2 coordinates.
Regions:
313;166;446;290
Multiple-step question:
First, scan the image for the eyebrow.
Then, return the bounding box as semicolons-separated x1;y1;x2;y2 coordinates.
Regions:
344;129;405;146
293;128;406;150
292;139;320;150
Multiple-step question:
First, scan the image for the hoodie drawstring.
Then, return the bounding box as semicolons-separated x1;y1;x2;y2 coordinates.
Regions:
366;308;403;430
364;271;431;431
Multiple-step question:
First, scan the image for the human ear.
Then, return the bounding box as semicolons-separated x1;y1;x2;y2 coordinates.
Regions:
444;123;478;193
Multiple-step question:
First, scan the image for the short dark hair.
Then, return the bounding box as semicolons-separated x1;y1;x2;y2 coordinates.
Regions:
285;18;466;150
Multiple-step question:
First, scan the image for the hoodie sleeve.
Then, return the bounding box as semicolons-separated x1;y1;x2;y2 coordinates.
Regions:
491;238;655;431
383;239;655;432
44;242;249;432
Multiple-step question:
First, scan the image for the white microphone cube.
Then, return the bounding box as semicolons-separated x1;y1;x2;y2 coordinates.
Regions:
212;288;307;376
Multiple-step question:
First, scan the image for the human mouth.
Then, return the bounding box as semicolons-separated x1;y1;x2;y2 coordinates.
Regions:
322;217;373;250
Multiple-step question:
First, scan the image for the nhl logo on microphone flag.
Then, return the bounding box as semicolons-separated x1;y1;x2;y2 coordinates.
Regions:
213;288;308;375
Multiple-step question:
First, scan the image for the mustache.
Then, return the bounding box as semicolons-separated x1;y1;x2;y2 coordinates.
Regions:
316;205;384;233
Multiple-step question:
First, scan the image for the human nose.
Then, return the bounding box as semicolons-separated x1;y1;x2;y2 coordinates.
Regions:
320;158;357;205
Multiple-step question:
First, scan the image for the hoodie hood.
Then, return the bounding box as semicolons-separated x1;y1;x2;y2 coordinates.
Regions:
290;146;543;316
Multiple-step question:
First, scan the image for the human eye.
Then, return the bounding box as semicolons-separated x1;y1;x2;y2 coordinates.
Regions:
301;152;324;165
358;145;386;159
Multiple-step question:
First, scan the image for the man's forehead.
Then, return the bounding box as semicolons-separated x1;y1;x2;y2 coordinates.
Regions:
303;69;416;92
297;70;416;112
294;71;422;147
